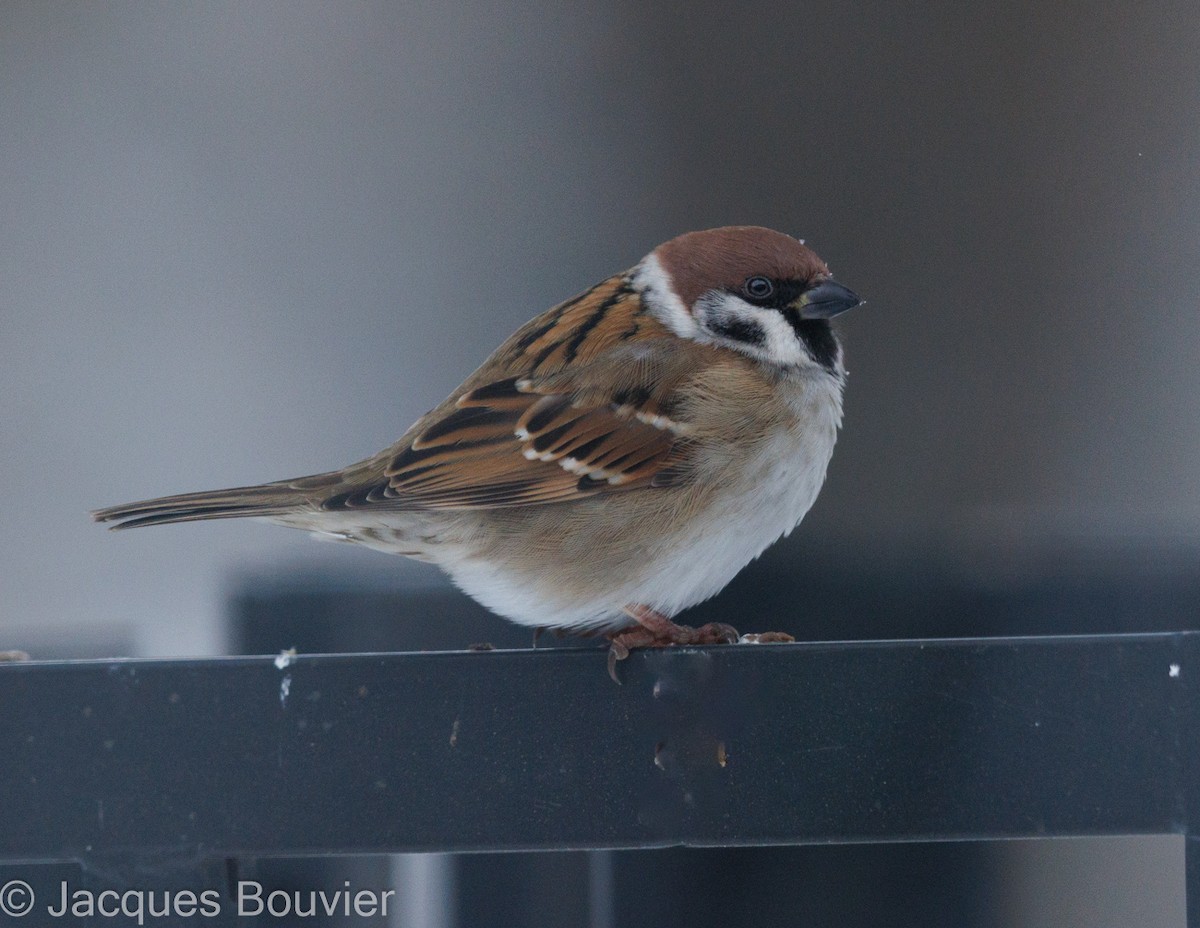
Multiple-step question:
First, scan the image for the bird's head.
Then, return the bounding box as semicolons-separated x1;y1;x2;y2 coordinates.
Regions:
634;226;862;374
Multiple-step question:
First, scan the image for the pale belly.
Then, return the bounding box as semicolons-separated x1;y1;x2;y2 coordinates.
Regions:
288;372;843;632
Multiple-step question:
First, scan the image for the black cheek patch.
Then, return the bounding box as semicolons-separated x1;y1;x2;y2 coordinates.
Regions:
709;316;766;347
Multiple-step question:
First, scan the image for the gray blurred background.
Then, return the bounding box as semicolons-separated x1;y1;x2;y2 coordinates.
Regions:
2;1;1198;926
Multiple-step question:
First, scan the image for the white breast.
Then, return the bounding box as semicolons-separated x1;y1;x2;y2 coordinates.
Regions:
625;372;843;621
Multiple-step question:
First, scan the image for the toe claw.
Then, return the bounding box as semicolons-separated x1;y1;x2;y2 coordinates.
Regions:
607;645;624;685
739;631;796;644
602;607;780;682
693;622;741;645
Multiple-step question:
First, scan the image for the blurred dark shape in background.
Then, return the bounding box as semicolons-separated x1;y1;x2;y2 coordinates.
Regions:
234;540;1200;657
231;541;1195;928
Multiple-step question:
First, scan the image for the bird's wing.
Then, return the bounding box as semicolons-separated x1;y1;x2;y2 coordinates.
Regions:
318;275;715;512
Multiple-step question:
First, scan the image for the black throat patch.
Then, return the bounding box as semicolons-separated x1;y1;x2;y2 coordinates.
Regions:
781;310;839;371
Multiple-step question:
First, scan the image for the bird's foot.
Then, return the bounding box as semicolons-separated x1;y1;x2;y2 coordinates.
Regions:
739;631;795;644
606;605;740;683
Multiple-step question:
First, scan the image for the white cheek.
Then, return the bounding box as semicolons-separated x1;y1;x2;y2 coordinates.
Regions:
694;293;806;367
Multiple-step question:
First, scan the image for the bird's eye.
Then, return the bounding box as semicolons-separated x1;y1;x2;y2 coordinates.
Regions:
743;276;774;300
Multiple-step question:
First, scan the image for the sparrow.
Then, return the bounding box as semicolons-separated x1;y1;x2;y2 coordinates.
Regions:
93;226;862;675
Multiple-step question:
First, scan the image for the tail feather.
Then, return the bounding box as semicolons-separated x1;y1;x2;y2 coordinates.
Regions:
91;483;310;530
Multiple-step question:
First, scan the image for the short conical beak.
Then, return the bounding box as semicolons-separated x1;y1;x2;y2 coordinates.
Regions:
794;280;863;319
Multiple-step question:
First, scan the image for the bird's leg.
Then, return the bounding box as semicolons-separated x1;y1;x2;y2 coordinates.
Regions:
606;604;740;682
623;604;741;646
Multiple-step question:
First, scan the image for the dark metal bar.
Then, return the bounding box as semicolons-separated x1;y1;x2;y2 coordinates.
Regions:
1188;837;1200;928
1;633;1195;868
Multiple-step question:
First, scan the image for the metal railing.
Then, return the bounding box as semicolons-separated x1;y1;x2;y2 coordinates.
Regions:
2;634;1196;925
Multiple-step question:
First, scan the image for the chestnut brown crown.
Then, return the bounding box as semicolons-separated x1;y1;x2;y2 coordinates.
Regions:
653;226;831;309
